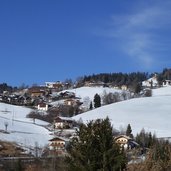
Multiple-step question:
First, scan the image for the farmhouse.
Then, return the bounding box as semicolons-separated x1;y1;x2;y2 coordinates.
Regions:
114;135;139;149
28;87;45;97
37;102;48;111
49;137;69;156
121;85;128;90
64;98;82;106
54;116;74;129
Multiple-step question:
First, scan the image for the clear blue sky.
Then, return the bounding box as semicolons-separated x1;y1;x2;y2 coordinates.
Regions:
0;0;171;86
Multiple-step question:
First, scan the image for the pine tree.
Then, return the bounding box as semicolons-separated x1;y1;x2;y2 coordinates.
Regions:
89;101;93;110
126;123;133;138
66;117;127;171
93;93;101;108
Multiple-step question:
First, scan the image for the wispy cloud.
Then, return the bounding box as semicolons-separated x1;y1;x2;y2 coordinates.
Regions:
102;1;171;70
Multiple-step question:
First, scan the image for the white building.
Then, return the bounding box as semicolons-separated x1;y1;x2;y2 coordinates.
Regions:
37;103;48;111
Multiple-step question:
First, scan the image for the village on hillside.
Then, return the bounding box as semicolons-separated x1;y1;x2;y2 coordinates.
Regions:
0;70;171;170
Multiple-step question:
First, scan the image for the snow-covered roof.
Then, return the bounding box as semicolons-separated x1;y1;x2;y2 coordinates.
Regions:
55;116;74;122
114;135;132;140
49;136;69;142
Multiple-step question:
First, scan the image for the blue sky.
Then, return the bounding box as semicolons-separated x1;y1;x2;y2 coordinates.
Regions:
0;0;171;86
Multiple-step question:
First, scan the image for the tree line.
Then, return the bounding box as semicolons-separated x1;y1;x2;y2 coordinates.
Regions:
0;83;16;94
81;72;149;86
1;68;171;93
156;68;171;86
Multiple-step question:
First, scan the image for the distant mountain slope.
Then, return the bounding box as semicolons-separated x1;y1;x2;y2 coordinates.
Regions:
0;103;52;149
73;86;171;138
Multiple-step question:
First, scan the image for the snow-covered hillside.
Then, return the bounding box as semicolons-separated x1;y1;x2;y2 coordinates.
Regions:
65;87;123;100
0;103;52;149
2;85;171;150
73;86;171;138
52;86;129;108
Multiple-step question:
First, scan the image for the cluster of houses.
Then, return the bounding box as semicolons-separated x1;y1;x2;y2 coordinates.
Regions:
1;79;171;158
1;76;170;109
48;116;139;156
0;81;82;112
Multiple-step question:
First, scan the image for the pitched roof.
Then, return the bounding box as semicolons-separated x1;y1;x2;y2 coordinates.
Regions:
49;136;69;142
55;116;74;122
114;135;132;140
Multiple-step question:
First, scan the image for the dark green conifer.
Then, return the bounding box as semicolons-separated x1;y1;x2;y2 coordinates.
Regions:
126;123;133;138
66;117;127;171
93;93;101;108
89;101;93;110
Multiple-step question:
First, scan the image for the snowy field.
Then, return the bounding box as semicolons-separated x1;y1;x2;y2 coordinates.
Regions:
73;86;171;138
64;86;123;100
0;103;52;148
52;86;129;108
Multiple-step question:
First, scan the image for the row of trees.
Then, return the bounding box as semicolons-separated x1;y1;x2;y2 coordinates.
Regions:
79;68;171;87
81;72;148;86
0;83;30;94
0;83;16;94
1;68;171;94
157;68;171;86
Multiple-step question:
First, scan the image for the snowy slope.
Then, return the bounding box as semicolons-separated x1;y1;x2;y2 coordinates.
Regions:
0;103;52;148
52;86;128;108
73;86;171;138
65;87;123;100
152;86;171;96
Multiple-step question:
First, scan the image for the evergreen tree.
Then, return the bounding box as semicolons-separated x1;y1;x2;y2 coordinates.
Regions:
133;83;142;94
89;101;93;110
66;117;127;171
93;93;101;108
136;129;157;149
126;124;133;138
145;140;171;171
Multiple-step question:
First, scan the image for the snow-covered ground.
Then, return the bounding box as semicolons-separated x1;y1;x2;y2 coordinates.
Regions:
64;87;123;100
73;86;171;138
0;103;52;148
152;86;171;96
52;86;129;108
